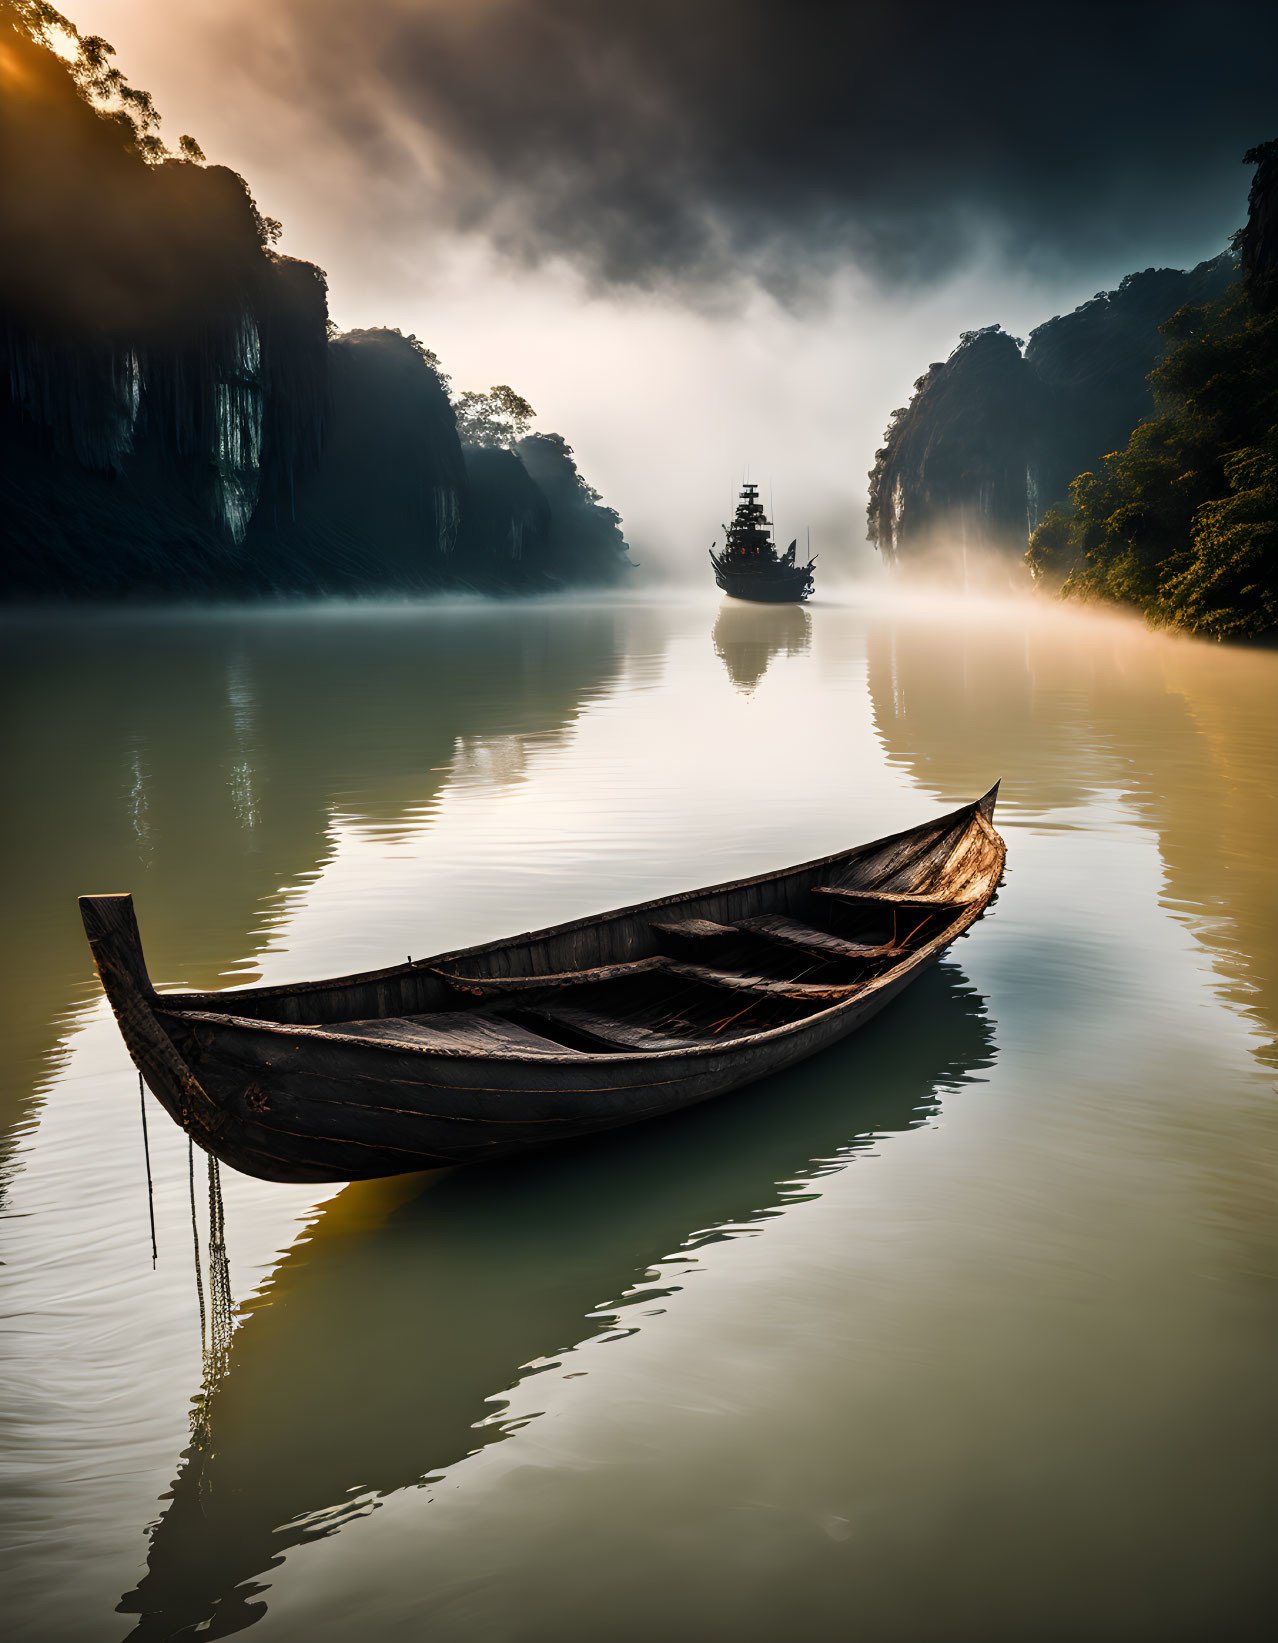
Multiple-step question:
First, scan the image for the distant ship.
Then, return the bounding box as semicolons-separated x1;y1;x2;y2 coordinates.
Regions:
710;482;816;603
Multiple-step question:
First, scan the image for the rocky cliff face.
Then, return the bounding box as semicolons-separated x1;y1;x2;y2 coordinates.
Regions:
0;14;629;600
1024;257;1237;516
1240;139;1278;312
458;446;553;583
868;256;1236;569
243;328;466;590
514;434;631;586
867;327;1033;564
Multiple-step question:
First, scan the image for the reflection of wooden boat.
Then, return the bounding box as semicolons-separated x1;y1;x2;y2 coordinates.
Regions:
710;483;816;602
712;598;811;691
80;786;1004;1184
119;965;994;1639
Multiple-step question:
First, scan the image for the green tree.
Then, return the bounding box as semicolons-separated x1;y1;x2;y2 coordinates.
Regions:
4;1;203;162
1025;504;1077;583
454;385;535;448
1026;203;1278;637
1155;445;1278;637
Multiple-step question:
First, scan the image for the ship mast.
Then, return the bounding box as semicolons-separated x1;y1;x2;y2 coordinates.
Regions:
724;482;775;559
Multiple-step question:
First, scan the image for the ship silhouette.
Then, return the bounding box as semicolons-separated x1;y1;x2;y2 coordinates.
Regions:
710;482;815;603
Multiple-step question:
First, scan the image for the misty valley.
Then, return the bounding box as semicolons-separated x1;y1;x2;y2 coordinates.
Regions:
2;5;1276;1643
4;7;1277;637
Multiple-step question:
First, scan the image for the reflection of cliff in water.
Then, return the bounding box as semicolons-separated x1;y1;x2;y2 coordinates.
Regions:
712;598;811;692
867;611;1278;1066
0;605;647;1155
120;963;993;1640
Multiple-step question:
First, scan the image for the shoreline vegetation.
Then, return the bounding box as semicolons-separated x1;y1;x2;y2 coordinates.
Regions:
1026;143;1278;640
870;144;1278;641
0;4;632;601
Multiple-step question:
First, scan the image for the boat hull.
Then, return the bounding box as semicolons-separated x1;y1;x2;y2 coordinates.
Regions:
80;787;1004;1183
713;566;813;603
152;956;935;1181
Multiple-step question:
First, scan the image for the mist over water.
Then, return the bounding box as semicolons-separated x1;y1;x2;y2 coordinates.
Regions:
65;1;1270;587
2;591;1274;1641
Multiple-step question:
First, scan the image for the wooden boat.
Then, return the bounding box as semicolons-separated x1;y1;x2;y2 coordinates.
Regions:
710;481;816;602
80;785;1005;1184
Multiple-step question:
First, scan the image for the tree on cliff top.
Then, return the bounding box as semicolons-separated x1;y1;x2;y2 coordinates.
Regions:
3;1;203;163
454;385;536;448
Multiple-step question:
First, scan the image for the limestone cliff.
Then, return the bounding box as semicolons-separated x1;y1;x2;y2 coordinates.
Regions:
868;257;1236;567
1239;139;1278;312
0;10;629;600
514;434;631;586
867;327;1032;563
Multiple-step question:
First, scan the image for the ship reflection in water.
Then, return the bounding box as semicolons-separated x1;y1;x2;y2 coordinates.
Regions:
712;597;811;692
118;965;992;1640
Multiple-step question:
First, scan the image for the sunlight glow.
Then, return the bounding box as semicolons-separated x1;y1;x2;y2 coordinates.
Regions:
45;25;81;63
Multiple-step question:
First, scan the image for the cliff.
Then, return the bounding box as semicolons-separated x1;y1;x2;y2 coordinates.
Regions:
1239;139;1278;313
1024;257;1237;511
244;328;465;590
458;445;553;585
0;8;629;600
514;434;631;586
867;327;1033;563
868;257;1235;568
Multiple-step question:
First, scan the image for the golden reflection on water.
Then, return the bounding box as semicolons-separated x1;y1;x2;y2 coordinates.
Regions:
866;601;1278;1065
1;592;1275;1642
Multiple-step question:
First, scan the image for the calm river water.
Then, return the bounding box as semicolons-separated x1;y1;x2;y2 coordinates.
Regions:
1;592;1275;1642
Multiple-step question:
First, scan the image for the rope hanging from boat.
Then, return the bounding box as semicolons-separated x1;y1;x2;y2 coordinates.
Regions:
138;1072;157;1268
206;1157;234;1384
188;1136;206;1353
188;1153;235;1464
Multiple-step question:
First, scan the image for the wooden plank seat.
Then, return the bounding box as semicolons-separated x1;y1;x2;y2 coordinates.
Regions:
734;913;900;961
648;918;738;941
664;960;861;1002
519;1002;694;1053
813;886;965;911
330;1011;568;1056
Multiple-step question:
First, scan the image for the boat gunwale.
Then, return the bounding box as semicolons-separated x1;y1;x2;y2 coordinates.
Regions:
155;808;1004;1068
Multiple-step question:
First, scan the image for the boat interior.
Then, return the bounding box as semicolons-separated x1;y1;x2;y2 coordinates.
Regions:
321;881;976;1059
155;800;1001;1061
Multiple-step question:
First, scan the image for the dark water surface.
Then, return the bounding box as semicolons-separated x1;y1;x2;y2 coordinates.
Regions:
1;593;1274;1641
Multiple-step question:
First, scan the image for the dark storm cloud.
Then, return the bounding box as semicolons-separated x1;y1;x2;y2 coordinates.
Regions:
231;0;1278;289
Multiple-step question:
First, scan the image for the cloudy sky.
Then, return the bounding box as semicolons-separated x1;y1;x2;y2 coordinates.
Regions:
76;1;1277;576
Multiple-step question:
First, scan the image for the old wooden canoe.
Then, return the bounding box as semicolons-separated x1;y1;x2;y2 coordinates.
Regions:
80;784;1005;1183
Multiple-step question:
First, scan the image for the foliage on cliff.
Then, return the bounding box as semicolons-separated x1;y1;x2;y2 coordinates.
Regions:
1027;146;1278;639
454;386;536;449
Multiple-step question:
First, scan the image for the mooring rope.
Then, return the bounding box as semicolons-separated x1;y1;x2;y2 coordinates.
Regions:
186;1153;236;1462
139;1072;157;1268
206;1157;233;1384
188;1135;206;1353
